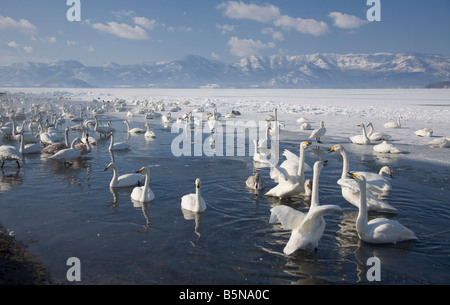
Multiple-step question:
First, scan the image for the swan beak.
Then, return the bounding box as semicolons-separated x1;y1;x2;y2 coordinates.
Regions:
322;160;328;166
388;171;393;178
196;181;200;189
329;146;336;152
349;172;359;179
305;142;311;146
136;168;144;173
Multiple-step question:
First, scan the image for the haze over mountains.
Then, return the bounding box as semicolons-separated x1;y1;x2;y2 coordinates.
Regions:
1;53;449;89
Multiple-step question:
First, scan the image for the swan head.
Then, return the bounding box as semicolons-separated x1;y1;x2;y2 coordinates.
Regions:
136;167;150;175
196;178;201;189
350;173;366;184
329;144;343;153
104;162;116;171
301;141;311;149
367;122;373;127
380;166;393;178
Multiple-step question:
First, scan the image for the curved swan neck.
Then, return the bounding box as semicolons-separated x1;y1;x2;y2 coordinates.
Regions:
109;134;114;150
367;123;373;137
110;165;118;186
65;128;69;147
356;178;368;233
340;149;349;180
310;166;321;209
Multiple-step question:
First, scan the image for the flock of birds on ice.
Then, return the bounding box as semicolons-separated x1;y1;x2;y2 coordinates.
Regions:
2;94;447;256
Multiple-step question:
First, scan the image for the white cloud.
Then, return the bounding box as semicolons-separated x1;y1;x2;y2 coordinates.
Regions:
134;17;157;30
274;15;329;36
91;22;150;40
7;41;20;48
216;24;235;34
23;46;33;53
227;36;275;57
261;27;284;41
217;1;280;23
66;40;79;46
328;12;369;29
0;16;38;33
211;52;220;60
47;36;57;43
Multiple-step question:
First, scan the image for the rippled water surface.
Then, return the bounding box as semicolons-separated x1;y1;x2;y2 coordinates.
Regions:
1;90;450;285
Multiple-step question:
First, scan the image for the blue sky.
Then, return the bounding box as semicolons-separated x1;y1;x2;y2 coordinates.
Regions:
1;0;449;66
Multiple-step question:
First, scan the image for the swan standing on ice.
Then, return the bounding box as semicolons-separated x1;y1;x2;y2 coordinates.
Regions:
109;132;130;152
352;174;416;244
49;138;81;163
309;121;326;143
104;162;145;188
131;167;155;203
415;128;433;137
181;178;207;213
329;144;397;213
384;115;403;129
366;123;391;141
0;145;23;168
269;161;342;254
350;124;370;145
124;120;145;134
373;141;401;154
246;172;265;191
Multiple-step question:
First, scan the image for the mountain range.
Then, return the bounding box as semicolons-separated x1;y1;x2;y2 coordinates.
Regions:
1;53;449;89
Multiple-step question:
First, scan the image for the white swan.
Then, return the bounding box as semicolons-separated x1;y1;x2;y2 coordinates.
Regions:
19;133;41;155
271;142;312;184
253;139;270;163
42;127;70;155
104;162;145;188
373;141;401;154
246;172;265;191
329;144;397;213
309;121;326;143
131;167;155;203
366;123;391;141
75;134;93;156
144;124;156;139
265;142;312;199
161;112;173;124
94;116;115;137
428;137;450;148
384;115;402;129
181;178;207;213
269;161;342;254
350;124;370;145
124;120;145;134
415;128;433;137
49;138;81;163
109;132;130;152
0;145;23;168
353;166;392;195
353;174;417;244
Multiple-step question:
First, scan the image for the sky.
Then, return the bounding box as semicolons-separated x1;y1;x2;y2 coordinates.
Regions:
0;0;450;66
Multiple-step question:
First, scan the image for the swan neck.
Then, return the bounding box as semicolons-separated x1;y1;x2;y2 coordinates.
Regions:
109;134;114;150
356;180;368;233
65;129;69;147
110;165;118;186
297;146;306;179
310;168;320;209
367;124;373;137
195;185;201;210
340;149;349;180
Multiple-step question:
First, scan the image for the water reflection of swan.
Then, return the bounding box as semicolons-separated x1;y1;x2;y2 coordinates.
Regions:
269;161;342;254
352;174;416;244
0;169;24;193
181;178;206;213
131;167;155;203
131;199;151;228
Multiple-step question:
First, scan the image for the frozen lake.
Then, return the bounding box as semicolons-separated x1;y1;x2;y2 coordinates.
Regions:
0;88;449;284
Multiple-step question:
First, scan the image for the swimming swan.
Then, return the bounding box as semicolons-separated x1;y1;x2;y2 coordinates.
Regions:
109;132;130;152
124;120;145;134
329;144;397;213
366;123;391;141
181;178;207;213
353;166;392;195
350;124;370;145
105;162;145;188
384;115;402;129
49;138;81;163
246;172;265;191
42;127;70;155
253;139;270;163
144;124;156;139
130;167;155;203
353;174;417;244
269;161;342;254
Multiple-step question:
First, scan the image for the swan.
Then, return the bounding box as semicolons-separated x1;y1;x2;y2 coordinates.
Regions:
265;142;312;199
366;123;392;141
270;142;312;184
350;124;370;145
131;167;155;203
42;127;70;155
415;128;433;137
329;144;397;213
75;134;93;156
428;137;450;148
253;139;270;163
269;161;342;254
373;141;401;154
49;138;81;163
309;121;326;143
144;124;156;139
104;162;145;188
0;145;23;168
124;120;145;134
300;122;312;130
161;112;173;124
19;133;41;155
384;115;402;129
353;166;392;195
181;178;207;213
246;172;265;191
109;132;130;152
352;174;417;244
94;116;115;137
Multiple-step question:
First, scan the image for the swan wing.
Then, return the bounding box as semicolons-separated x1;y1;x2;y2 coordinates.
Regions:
300;205;342;230
269;161;289;182
269;205;306;230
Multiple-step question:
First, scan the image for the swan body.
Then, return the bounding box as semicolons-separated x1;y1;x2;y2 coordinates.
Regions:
144;124;156;139
353;166;392;194
94;116;115;137
253;139;270;163
49;138;81;162
42;127;70;155
19;134;41;155
124;120;145;134
309;121;326;143
350;124;370;145
105;162;145;188
353;175;416;244
366;123;391;141
270;142;312;184
181;178;207;213
384;115;402;129
161;112;173;124
131;167;155;203
330;144;397;213
109;132;130;151
0;145;23;168
415;128;433;137
75;134;93;156
428;137;450;148
246;172;265;191
373;141;401;154
269;161;342;254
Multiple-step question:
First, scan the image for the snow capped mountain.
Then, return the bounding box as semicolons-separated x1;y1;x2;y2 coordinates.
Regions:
0;53;449;89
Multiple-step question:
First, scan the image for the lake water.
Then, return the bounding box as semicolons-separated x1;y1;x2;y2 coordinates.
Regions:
0;89;449;285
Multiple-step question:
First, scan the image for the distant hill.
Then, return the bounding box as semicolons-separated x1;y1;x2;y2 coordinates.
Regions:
1;53;449;89
425;81;450;89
